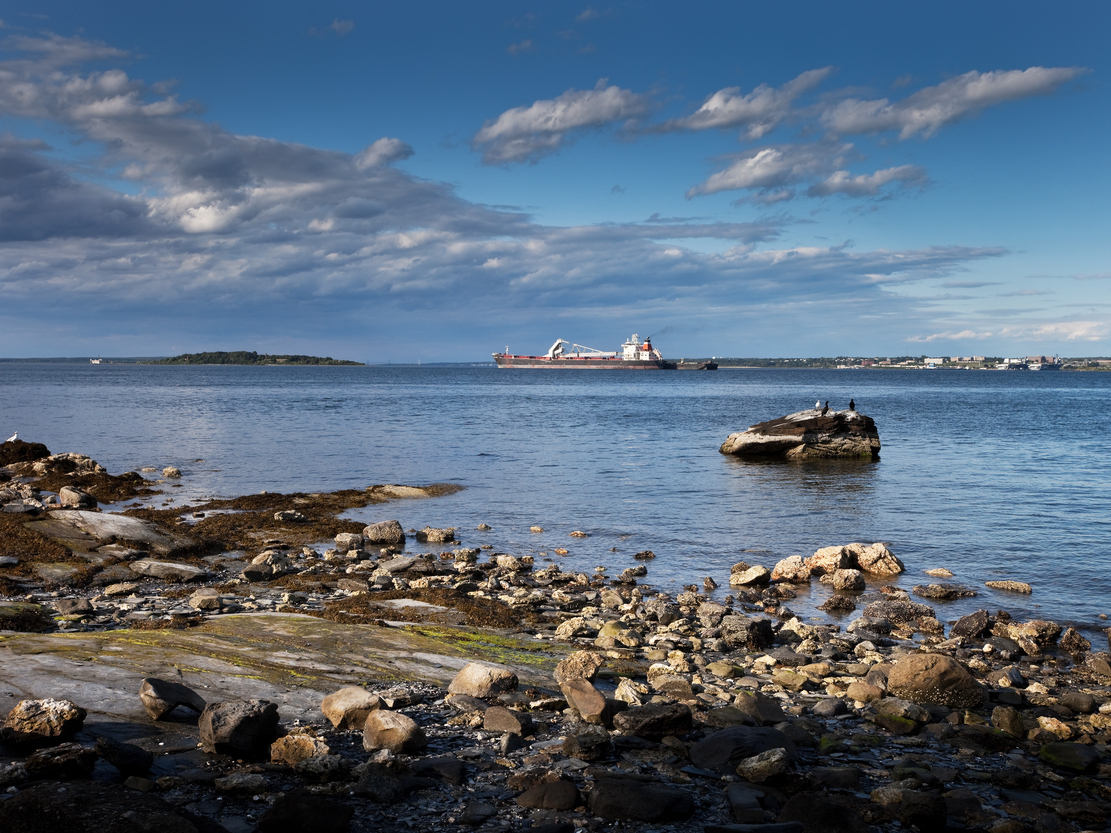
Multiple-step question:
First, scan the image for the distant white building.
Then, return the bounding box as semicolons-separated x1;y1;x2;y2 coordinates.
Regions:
924;358;946;366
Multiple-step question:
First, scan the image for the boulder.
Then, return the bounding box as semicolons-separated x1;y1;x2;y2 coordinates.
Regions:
554;650;604;684
845;542;904;575
611;702;692;741
830;568;865;591
95;736;154;776
720;409;880;459
1;698;87;746
886;653;983;708
24;742;98;779
689;726;798;775
363;520;406;546
139;678;207;720
130;559;209;582
58;486;96;508
772;555;811;583
271;734;330;765
0;438;51;465
483;705;535;736
334;532;365;552
730;565;771;587
415;526;455;543
321;686;383;729
198;699;280;759
718;614;774;651
516;778;581;810
447;662;518;698
363;710;427;754
861;599;933;623
588;775;695;822
806;545;852;575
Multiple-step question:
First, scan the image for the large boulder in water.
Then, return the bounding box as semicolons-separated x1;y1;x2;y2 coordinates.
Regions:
720;409;880;459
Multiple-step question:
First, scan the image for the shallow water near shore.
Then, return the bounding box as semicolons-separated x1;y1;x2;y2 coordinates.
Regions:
2;363;1109;636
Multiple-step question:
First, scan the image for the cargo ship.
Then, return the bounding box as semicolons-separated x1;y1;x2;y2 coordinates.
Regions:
494;334;677;369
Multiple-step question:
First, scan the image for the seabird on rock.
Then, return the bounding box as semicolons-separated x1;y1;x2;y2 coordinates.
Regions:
815;400;821;409
849;399;855;411
820;401;829;416
4;432;15;443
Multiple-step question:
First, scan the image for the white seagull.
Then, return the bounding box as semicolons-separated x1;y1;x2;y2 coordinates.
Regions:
4;432;16;443
814;400;821;409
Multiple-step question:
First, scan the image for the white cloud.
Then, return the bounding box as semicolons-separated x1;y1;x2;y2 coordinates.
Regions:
686;143;849;198
821;67;1086;139
907;329;994;343
660;68;833;139
807;164;926;197
506;39;534;55
998;321;1109;341
472;80;649;164
353;138;414;169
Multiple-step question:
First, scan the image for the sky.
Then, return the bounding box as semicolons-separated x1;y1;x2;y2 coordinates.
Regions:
0;1;1108;361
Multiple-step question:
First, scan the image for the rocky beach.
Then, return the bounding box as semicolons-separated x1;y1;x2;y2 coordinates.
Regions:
2;439;1110;833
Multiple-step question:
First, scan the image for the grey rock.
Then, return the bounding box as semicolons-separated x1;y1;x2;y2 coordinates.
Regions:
139;677;206;720
198;699;280;760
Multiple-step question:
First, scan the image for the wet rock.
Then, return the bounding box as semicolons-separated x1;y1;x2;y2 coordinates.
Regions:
363;519;405;546
690;726;798;776
415;526;455;543
1;698;87;746
255;792;355;833
321;686;383;729
448;662;518;698
0;438;50;465
950;609;993;638
887;654;983;707
912;583;977;600
363;709;427;753
985;580;1032;593
720;409;880;460
861;599;933;623
588;774;696;822
198;699;280;759
1000;619;1061;654
139;677;207;720
293;754;350;783
215;772;266;793
830;568;865;591
1059;627;1091;656
162;466;181;477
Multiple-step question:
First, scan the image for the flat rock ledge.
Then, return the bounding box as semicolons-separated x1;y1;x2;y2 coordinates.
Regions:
720;408;880;459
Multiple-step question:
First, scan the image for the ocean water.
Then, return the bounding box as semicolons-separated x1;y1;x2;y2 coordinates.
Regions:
2;363;1109;637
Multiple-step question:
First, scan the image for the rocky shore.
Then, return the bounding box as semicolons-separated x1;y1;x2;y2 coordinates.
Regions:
2;440;1110;833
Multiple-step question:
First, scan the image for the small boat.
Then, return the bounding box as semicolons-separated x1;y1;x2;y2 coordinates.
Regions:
494;334;677;369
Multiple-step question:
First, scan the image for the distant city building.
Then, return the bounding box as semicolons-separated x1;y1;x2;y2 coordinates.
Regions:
924;358;946;366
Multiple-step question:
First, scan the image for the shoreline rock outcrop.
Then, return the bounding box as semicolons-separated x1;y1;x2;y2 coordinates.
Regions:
720;408;881;459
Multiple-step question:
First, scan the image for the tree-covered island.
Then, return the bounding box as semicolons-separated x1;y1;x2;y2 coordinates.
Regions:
149;351;362;366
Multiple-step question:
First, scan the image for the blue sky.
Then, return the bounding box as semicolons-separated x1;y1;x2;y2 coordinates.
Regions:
0;1;1107;360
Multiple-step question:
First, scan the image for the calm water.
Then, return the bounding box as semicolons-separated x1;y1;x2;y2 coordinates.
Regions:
2;363;1109;636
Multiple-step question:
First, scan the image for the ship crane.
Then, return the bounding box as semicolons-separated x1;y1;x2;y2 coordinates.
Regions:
545;339;617;359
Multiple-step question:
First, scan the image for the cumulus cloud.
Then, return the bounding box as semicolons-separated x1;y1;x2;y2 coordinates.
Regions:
0;32;1051;357
659;67;834;139
821;67;1086;139
807;164;927;197
997;321;1108;341
472;80;649;164
506;39;534;55
686;143;849;198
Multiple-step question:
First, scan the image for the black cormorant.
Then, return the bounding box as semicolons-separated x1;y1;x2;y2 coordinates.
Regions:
820;401;829;416
848;399;855;411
